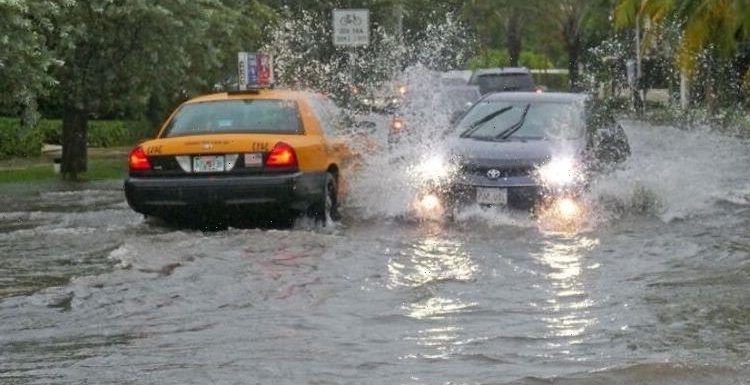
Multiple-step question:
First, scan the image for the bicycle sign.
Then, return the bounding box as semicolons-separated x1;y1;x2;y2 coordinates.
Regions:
332;9;369;47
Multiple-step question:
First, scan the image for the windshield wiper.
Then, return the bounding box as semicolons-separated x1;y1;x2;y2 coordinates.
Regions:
459;106;513;138
494;104;530;140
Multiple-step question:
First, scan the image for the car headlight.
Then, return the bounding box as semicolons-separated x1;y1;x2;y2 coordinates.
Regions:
537;157;580;187
412;155;453;182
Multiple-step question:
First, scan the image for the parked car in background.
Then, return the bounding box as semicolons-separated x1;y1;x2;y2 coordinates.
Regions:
440;70;473;86
469;67;536;95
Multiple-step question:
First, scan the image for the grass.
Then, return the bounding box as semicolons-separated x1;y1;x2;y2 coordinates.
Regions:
0;148;129;184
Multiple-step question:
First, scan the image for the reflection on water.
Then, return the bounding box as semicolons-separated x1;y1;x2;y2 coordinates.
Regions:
402;326;464;360
534;236;599;346
389;230;477;361
404;297;477;320
386;233;476;290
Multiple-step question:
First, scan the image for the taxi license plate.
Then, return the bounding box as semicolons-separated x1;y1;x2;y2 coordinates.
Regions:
476;187;507;205
193;155;225;172
244;152;263;167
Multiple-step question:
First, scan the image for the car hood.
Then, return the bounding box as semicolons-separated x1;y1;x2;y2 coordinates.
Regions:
445;137;586;167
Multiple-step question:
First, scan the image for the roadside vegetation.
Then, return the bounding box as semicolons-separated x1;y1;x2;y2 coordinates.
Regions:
0;118;153;159
0;158;127;184
1;0;749;181
0;117;144;183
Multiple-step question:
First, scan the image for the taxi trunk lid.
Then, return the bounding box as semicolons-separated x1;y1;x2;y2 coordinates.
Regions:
140;134;299;157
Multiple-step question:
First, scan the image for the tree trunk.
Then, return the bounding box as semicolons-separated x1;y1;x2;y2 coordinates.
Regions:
680;70;690;109
61;107;88;180
567;39;581;91
506;11;523;67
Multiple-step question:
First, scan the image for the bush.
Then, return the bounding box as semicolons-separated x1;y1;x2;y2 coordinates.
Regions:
0;117;156;159
0;118;43;158
19;118;153;147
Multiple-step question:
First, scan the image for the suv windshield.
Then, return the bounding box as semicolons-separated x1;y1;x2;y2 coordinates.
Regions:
163;100;302;137
455;101;584;140
477;73;534;94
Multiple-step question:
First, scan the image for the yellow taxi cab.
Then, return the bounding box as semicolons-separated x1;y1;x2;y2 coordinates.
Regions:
124;89;357;225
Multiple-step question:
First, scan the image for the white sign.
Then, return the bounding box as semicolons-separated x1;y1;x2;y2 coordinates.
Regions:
332;9;369;47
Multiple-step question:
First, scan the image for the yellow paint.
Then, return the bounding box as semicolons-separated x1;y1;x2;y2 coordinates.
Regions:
141;89;352;176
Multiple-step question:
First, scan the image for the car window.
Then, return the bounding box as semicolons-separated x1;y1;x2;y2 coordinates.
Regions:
477;73;535;94
455;100;584;140
163;99;302;137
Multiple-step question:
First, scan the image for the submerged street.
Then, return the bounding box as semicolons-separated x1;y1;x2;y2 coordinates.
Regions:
1;122;750;384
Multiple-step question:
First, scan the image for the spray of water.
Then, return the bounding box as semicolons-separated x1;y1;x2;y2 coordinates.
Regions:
264;12;475;220
587;121;750;222
265;12;750;228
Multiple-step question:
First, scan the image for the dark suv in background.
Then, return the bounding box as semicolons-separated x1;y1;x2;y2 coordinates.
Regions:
469;67;536;95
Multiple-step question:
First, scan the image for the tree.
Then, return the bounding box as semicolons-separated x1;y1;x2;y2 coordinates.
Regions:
462;0;541;66
615;0;750;108
0;1;60;129
46;0;273;180
541;0;614;90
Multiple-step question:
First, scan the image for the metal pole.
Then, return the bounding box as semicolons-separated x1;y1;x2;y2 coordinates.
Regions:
635;1;645;114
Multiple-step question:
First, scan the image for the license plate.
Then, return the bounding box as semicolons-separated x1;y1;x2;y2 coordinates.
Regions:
244;152;263;167
193;155;225;172
477;187;508;205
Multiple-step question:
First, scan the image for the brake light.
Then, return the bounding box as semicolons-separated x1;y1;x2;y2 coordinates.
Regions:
128;146;151;171
265;142;298;168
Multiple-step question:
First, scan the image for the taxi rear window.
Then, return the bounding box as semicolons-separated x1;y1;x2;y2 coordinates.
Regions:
163;100;302;137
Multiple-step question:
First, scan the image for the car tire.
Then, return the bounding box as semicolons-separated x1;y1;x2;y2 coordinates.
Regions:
310;172;340;224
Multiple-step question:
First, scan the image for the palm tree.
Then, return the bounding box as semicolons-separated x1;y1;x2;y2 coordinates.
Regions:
615;0;750;108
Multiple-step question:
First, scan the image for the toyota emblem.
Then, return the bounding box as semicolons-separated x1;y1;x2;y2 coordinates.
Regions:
486;169;502;179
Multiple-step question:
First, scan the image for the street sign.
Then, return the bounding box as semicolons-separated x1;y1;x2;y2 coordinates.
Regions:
332;9;369;47
238;52;274;90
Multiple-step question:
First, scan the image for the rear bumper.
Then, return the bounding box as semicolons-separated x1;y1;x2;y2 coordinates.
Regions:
124;172;324;216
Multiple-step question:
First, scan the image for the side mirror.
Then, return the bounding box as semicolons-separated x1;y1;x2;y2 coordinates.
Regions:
591;124;630;164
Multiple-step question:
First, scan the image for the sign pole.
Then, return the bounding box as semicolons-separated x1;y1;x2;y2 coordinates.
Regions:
332;8;370;107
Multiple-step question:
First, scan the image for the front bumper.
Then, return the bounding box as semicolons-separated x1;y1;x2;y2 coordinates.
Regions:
449;174;540;208
124;172;324;216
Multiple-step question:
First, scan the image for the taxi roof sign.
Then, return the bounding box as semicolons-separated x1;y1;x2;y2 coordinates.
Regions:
237;52;274;90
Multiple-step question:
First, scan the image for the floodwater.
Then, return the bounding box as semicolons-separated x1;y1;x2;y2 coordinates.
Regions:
1;122;750;385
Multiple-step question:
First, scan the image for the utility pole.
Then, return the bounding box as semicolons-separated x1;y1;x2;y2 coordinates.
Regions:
393;3;403;38
633;1;644;115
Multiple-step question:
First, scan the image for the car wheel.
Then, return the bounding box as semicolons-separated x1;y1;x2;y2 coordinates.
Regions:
310;172;340;224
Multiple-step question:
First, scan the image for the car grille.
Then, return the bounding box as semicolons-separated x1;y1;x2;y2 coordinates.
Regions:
460;164;535;179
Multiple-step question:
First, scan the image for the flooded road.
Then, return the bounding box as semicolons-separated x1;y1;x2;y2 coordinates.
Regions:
1;122;750;384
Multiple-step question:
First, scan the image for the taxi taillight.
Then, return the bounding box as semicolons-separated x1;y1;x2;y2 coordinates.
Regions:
265;142;298;168
128;146;151;171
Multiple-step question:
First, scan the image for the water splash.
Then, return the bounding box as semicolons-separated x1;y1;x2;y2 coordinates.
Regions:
588;121;750;222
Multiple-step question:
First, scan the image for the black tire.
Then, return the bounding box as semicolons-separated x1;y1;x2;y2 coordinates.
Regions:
310;172;340;224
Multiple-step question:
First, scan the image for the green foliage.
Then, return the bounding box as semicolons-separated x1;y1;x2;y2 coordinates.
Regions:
0;1;59;117
0;117;150;159
0;158;126;184
468;49;511;69
468;49;553;70
519;51;554;69
0;118;43;158
88;120;153;147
